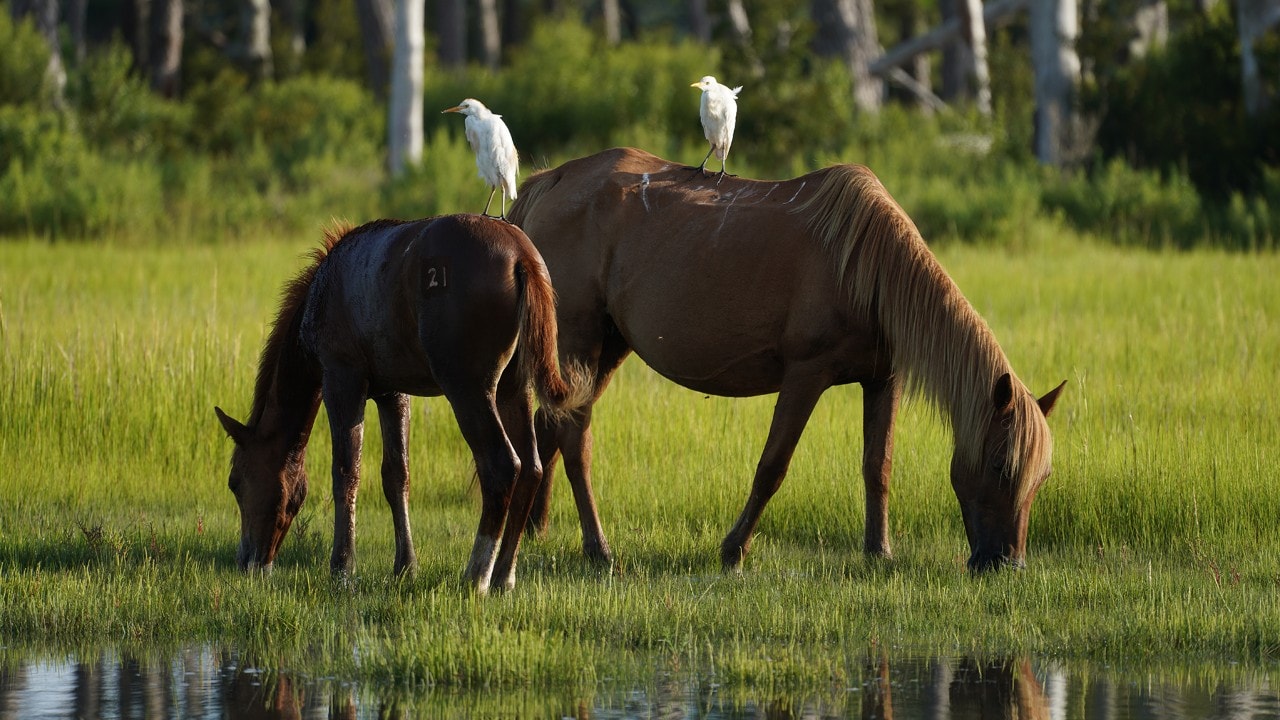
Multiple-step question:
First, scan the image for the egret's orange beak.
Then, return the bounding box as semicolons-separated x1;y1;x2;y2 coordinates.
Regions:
442;106;463;114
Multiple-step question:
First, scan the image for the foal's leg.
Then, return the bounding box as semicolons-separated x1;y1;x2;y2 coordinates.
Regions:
721;372;829;571
489;392;541;591
374;393;417;576
323;375;368;578
861;377;901;559
446;389;520;594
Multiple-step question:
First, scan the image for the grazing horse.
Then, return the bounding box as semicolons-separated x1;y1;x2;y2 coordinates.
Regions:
214;214;587;592
504;148;1065;575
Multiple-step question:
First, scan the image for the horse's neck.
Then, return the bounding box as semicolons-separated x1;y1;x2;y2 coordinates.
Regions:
252;322;323;453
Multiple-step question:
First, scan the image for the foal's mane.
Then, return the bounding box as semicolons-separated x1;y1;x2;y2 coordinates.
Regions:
246;219;406;426
796;166;1051;491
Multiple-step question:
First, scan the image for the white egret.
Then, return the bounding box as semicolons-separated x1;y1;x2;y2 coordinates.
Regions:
443;98;519;219
691;76;742;181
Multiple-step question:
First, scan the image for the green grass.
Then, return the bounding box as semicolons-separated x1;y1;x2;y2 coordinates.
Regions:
1;234;1279;693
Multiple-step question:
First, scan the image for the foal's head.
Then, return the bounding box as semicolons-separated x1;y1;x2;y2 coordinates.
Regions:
950;374;1066;572
215;407;309;571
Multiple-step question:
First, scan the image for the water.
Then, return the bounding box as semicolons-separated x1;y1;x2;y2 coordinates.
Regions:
0;648;1277;719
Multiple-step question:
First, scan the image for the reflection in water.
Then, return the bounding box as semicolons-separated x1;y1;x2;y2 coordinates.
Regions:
0;649;1276;719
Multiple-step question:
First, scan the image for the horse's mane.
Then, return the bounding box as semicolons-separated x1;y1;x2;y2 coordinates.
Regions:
796;165;1051;497
508;168;558;226
246;218;406;426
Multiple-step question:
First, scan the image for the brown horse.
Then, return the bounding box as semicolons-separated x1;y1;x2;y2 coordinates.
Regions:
214;214;587;592
505;148;1065;574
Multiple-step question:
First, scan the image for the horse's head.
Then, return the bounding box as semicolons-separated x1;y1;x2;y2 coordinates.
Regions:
951;374;1066;572
215;407;309;572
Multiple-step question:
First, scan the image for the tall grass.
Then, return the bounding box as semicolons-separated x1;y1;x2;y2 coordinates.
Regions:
1;235;1279;690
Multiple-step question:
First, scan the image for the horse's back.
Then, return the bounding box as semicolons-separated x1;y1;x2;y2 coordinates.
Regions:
305;214;531;395
517;150;885;396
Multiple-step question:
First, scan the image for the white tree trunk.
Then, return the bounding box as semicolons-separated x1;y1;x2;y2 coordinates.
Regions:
957;0;991;115
602;0;621;45
479;0;502;66
1029;0;1080;165
389;0;425;177
812;0;882;113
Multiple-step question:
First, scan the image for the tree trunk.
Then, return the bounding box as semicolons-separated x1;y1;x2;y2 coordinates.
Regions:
939;0;962;100
8;0;66;106
479;0;502;66
956;0;991;115
811;0;881;113
1129;0;1167;59
232;0;272;82
602;0;621;45
436;0;466;67
149;0;183;97
68;0;88;63
889;1;934;111
688;0;710;42
1237;0;1280;117
1029;0;1081;165
390;0;425;176
502;0;525;46
356;0;393;98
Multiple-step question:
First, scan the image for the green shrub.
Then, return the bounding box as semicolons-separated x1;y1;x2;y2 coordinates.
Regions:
1041;158;1207;248
0;106;164;237
66;44;193;157
0;10;52;107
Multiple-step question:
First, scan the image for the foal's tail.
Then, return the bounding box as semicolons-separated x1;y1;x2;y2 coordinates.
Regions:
513;255;593;417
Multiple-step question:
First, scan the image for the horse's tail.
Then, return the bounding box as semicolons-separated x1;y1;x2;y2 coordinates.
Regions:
513;252;593;417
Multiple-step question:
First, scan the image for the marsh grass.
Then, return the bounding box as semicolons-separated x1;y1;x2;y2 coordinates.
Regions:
1;236;1279;691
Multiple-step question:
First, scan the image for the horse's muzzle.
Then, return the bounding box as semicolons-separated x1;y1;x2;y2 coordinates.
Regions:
967;552;1026;573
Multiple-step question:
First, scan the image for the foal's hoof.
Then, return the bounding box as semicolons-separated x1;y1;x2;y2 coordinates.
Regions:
720;544;747;573
584;541;615;573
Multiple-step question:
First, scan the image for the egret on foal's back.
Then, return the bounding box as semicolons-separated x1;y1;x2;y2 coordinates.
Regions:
443;98;519;219
691;75;742;181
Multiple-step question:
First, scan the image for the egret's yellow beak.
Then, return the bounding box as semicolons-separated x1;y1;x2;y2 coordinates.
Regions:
442;106;462;114
690;82;701;88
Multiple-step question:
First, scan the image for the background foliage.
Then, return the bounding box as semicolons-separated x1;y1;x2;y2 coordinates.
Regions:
0;3;1277;248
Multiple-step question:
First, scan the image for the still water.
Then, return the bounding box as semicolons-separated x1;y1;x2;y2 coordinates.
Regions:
1;647;1277;719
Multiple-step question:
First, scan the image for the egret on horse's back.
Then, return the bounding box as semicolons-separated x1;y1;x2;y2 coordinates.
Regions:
504;147;1064;577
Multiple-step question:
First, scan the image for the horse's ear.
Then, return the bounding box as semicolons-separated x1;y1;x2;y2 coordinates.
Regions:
215;406;251;445
1037;380;1068;417
992;373;1015;414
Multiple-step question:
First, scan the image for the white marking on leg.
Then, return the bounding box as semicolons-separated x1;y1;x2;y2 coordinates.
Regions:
465;533;501;593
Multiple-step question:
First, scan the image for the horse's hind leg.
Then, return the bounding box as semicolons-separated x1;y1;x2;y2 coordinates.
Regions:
861;377;901;559
375;393;417;576
721;372;828;571
446;389;519;594
489;392;540;591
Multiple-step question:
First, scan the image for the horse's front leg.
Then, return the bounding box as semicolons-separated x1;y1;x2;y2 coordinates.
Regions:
721;371;829;571
861;376;901;559
324;375;368;578
375;392;416;576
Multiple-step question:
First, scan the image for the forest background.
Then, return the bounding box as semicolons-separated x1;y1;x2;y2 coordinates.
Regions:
1;0;1278;250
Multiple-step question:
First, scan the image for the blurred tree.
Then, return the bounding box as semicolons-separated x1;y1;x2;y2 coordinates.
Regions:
149;0;183;97
355;0;392;97
955;0;991;114
811;0;883;112
480;0;502;65
1030;0;1081;164
1237;0;1280;116
9;0;66;106
390;0;425;176
437;0;465;66
229;0;272;81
